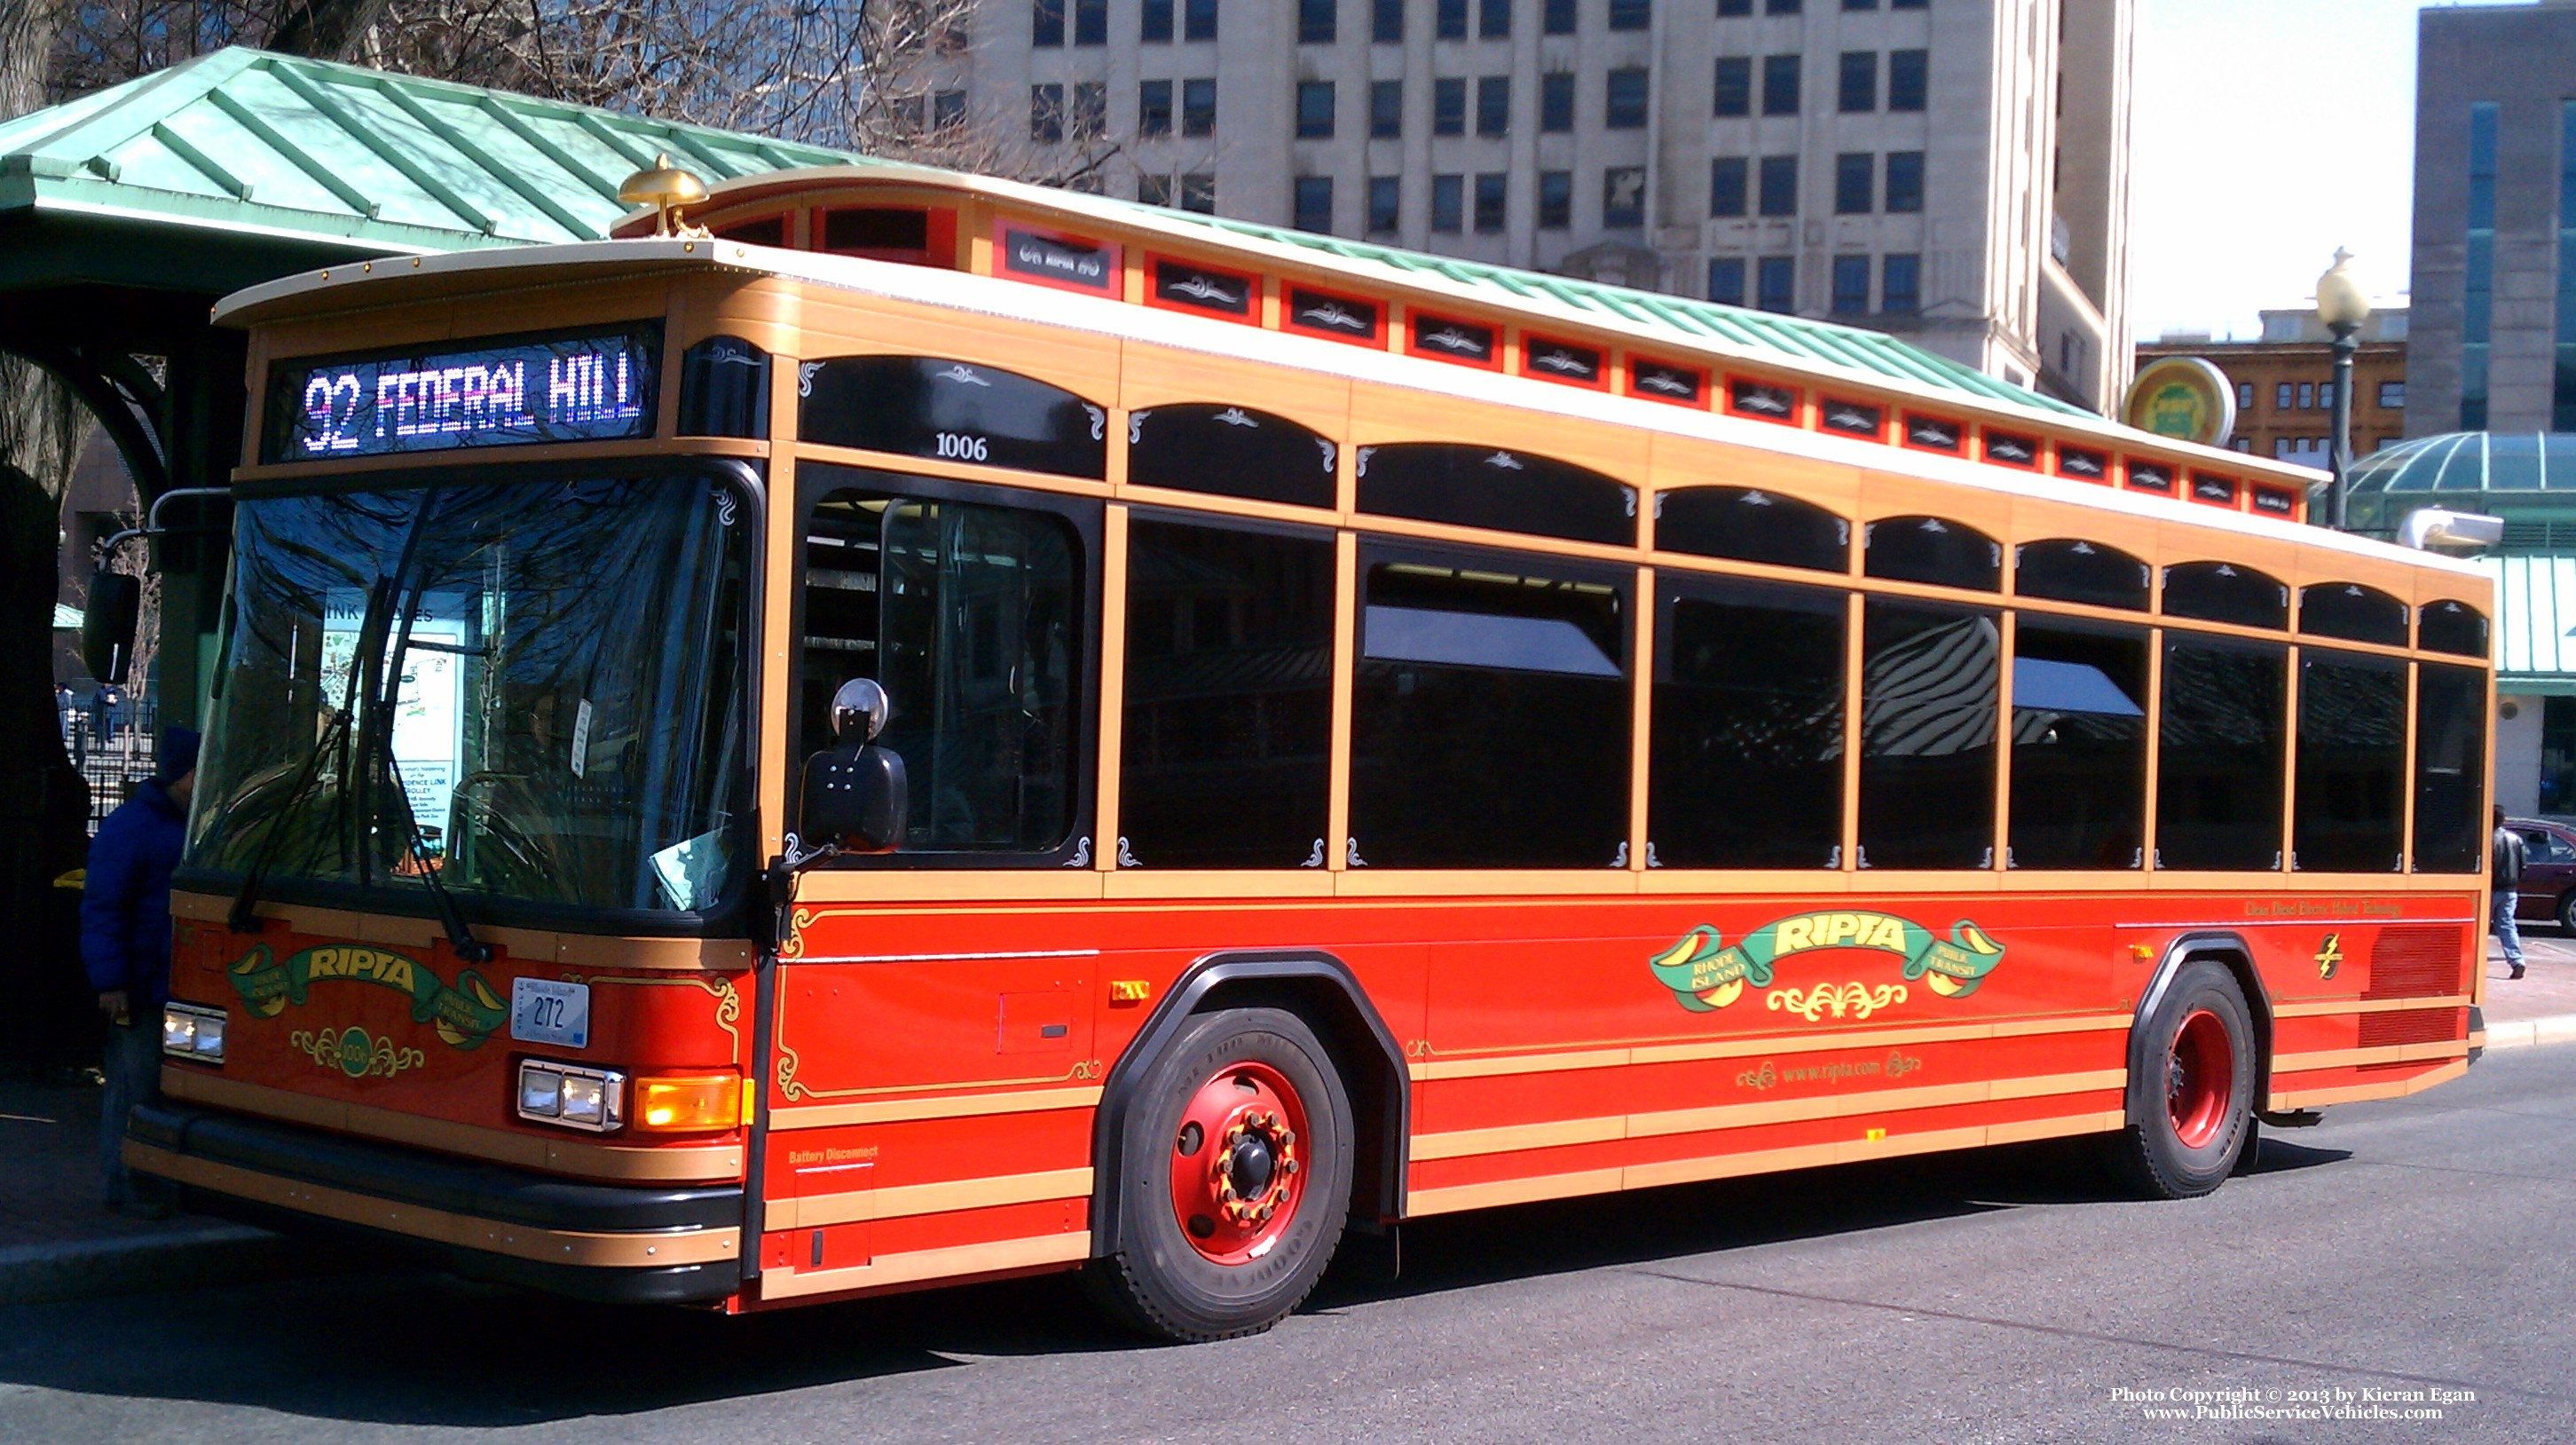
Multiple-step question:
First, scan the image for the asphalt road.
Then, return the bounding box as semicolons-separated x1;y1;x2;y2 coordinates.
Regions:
7;1048;2575;1445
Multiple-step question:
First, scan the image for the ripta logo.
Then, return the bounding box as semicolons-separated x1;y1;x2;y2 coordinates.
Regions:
226;942;508;1051
1648;911;2005;1015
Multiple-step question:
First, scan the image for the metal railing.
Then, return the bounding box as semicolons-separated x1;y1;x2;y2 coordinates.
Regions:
61;698;159;831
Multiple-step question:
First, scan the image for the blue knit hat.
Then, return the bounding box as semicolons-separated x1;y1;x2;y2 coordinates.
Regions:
157;727;201;784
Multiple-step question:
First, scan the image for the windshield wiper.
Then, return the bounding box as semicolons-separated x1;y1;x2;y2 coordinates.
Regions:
369;613;491;964
228;575;377;934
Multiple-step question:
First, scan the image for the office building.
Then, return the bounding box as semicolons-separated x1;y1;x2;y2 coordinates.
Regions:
2135;307;2408;470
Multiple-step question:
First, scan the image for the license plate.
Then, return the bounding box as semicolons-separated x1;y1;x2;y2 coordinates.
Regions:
510;978;590;1048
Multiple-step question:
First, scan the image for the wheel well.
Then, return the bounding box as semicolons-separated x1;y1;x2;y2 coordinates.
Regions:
2133;934;2274;1113
1089;951;1409;1258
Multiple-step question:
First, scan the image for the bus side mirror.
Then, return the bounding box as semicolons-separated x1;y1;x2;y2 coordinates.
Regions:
798;679;907;853
82;569;140;685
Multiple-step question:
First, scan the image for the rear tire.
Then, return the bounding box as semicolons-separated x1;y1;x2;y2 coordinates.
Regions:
1085;1007;1353;1343
2105;959;2256;1199
2555;891;2575;936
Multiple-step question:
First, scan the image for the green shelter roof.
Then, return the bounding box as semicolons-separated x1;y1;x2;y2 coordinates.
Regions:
0;46;860;256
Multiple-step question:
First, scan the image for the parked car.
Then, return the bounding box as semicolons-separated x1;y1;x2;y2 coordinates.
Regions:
2506;817;2576;933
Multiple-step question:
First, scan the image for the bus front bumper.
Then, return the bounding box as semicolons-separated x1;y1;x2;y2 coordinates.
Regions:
125;1101;745;1306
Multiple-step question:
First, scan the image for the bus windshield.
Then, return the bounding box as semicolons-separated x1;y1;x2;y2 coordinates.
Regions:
187;471;750;917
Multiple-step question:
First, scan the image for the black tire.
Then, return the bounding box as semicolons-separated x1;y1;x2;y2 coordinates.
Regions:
1085;1007;1354;1343
2104;959;2256;1200
2556;891;2576;936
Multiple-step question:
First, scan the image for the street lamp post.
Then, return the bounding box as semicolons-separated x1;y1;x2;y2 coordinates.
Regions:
2315;248;2373;531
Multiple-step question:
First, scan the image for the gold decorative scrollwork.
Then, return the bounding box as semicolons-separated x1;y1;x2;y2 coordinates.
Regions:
289;1027;425;1079
1735;1061;1778;1091
560;972;745;1068
1766;982;1909;1023
780;906;820;961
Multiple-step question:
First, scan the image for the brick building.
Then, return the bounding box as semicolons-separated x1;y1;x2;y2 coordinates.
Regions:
2134;306;2407;469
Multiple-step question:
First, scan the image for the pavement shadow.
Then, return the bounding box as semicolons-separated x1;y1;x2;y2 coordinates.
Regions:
0;1131;2354;1425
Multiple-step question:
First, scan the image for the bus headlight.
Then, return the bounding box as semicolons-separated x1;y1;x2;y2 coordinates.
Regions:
161;1003;227;1064
516;1060;625;1133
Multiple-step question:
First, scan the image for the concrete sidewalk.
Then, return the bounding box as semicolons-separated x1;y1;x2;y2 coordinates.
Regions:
0;1072;300;1306
2477;928;2576;1047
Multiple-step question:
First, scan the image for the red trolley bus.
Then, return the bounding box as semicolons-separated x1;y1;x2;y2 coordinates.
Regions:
127;164;2491;1341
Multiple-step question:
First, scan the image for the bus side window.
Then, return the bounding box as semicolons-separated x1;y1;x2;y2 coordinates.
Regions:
2156;636;2287;871
1864;515;2001;592
1653;486;1849;574
1649;574;1845;868
1128;406;1336;509
2009;619;2148;869
2013;539;2149;612
2163;561;2288;630
1858;597;1999;869
1119;517;1335;867
792;484;1086;857
1350;542;1631;867
2293;649;2407;873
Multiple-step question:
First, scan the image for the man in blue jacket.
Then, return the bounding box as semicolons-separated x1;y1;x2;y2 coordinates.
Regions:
83;726;196;1213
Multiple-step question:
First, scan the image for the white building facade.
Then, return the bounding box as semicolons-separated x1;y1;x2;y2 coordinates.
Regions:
943;0;2132;412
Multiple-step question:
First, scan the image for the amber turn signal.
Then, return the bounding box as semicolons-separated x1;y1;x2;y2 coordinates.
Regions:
632;1072;744;1133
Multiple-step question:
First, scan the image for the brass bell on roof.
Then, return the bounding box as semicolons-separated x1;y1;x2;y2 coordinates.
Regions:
618;154;708;237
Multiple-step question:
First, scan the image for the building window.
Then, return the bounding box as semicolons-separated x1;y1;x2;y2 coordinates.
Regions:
1539;170;1572;229
1435;78;1466;134
1710;257;1747;305
1432;173;1464;232
1144;0;1173;40
1477;75;1510;136
1071;82;1107;138
1758;154;1797;217
1834;152;1873;214
1367;175;1401;232
1843;0;1876;8
1371;80;1403;138
1603;166;1645;227
1710;156;1747;217
1714;58;1752;117
1839;51;1878;112
2233;438;2253;454
1717;0;1749;12
1300;0;1336;42
1609;0;1650;30
1889;0;1923;7
1761;54;1800;115
1474;171;1507;233
1184;77;1217;135
2464;99;2498;428
1765;0;1800;12
1075;0;1107;43
1888;48;1927;112
1884;149;1923;212
1546;0;1576;32
1437;0;1466;38
2559;101;2576;430
2380;380;2405;409
1882;252;1918;312
2319;381;2335;410
1030;83;1064;142
1375;0;1404;41
1832;255;1871;314
2297;381;2313;409
1542;72;1575;131
1294;175;1334;232
934;90;966;130
1138;174;1174;206
1181;172;1216;212
1186;0;1218;37
1296;82;1335;138
1606;67;1649;129
1033;0;1064;45
2275;381;2292;409
2236;382;2255;409
1758;255;1795;312
1139;80;1174;134
1480;0;1509;37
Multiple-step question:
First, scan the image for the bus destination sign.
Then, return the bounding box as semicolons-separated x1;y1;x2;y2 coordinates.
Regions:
264;324;662;463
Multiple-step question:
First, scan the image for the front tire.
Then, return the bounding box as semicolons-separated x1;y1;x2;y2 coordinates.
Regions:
2555;891;2575;936
1086;1007;1354;1343
2105;959;2256;1199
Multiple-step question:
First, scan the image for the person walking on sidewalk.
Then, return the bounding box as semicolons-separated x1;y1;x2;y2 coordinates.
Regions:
81;726;196;1214
2493;806;2528;981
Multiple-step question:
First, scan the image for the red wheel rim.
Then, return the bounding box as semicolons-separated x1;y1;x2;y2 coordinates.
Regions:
2166;1008;2233;1149
1168;1061;1310;1265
